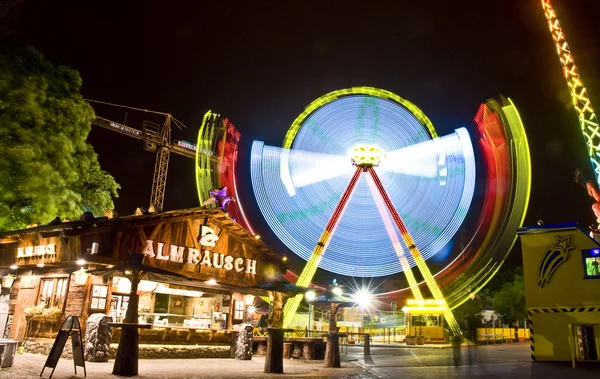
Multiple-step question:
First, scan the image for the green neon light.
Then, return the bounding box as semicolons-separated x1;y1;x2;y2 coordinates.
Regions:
195;110;219;206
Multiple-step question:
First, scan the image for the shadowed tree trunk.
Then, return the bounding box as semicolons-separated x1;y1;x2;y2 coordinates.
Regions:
264;290;286;373
112;270;141;376
324;303;341;368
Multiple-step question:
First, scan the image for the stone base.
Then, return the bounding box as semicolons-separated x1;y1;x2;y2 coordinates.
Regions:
131;344;232;359
22;339;234;359
23;338;75;360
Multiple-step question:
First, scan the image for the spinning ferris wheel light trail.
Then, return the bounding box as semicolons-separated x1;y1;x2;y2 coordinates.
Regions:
280;145;462;334
251;87;531;334
365;175;423;301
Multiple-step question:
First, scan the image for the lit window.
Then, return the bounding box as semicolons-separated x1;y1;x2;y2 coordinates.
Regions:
234;300;244;320
38;278;68;309
583;249;600;278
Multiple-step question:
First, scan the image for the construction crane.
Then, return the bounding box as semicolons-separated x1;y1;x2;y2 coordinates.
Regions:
541;1;600;224
88;100;201;212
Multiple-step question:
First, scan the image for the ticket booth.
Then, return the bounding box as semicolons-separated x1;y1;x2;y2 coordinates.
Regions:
518;223;600;363
403;299;445;340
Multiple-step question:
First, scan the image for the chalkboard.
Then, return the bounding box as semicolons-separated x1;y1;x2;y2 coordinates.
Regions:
40;315;86;379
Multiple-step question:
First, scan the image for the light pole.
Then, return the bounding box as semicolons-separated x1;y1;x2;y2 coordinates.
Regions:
305;290;316;337
353;288;373;337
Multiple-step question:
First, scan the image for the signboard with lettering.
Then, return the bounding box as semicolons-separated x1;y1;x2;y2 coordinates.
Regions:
15;237;61;266
0;208;282;288
106;211;282;288
406;299;445;306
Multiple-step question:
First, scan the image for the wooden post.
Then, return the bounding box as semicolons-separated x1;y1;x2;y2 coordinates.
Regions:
364;333;371;355
112;270;141;376
324;303;341;368
264;290;285;373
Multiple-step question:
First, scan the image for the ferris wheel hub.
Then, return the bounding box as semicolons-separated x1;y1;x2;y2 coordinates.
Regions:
350;144;385;167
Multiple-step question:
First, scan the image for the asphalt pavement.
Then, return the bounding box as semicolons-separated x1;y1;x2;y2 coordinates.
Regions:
1;342;599;379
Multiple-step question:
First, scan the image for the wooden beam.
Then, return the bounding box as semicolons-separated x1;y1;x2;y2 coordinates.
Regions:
0;236;18;244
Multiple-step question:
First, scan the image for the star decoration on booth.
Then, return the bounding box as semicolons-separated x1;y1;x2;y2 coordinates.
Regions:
537;235;576;288
551;235;575;259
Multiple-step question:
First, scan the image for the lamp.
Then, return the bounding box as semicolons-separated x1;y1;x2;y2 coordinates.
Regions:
2;274;16;289
74;267;88;285
331;286;343;296
245;294;255;306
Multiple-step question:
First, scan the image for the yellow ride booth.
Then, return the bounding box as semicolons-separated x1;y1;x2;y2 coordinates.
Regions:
518;222;600;365
403;299;446;342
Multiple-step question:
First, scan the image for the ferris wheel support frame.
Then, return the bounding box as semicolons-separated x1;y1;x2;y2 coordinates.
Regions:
282;165;462;336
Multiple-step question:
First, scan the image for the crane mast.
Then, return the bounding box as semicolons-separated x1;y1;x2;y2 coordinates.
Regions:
149;116;171;212
541;0;600;185
89;103;255;235
89;104;199;212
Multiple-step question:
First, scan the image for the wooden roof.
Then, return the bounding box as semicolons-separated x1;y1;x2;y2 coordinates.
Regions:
0;207;283;263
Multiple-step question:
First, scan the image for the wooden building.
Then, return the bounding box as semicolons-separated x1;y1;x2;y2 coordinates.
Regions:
0;208;285;347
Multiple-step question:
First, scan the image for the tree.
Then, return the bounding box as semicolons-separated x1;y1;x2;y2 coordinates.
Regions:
453;288;489;329
492;268;527;328
0;40;119;231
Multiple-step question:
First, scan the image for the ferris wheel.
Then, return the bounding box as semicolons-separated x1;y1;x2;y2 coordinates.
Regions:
250;87;531;330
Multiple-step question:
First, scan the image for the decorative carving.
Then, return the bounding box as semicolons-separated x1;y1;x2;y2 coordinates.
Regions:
84;313;113;362
234;324;254;360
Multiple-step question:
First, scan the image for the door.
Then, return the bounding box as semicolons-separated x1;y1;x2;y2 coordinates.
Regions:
10;285;38;342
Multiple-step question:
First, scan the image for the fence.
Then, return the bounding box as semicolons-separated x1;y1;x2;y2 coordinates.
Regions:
253;327;530;344
476;328;530;343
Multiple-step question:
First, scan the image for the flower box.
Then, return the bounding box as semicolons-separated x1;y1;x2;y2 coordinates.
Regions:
405;336;417;345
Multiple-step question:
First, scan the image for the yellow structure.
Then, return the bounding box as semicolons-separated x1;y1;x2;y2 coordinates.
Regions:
403;299;446;340
518;223;600;362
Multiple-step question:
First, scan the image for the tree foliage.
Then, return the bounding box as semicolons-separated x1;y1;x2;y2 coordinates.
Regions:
0;40;119;231
492;267;527;326
453;288;489;329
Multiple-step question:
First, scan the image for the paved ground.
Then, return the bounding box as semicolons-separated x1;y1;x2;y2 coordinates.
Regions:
1;342;599;379
345;342;600;379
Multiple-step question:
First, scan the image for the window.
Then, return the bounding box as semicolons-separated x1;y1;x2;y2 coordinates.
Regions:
90;284;109;310
234;300;244;320
411;314;440;327
582;249;600;278
38;277;68;309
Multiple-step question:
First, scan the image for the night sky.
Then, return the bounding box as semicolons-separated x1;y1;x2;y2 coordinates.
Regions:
8;0;600;279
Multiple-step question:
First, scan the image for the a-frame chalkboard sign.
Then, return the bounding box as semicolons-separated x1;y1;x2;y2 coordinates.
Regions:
40;315;86;379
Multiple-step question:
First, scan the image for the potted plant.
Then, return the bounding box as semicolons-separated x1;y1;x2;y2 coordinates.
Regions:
405;335;417;345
